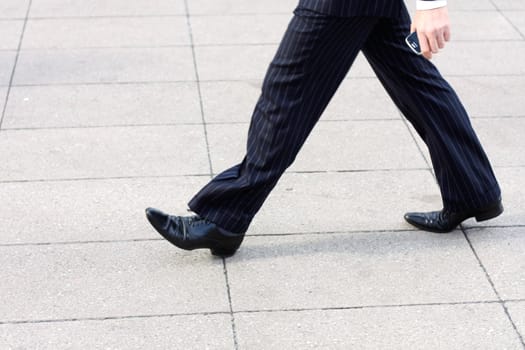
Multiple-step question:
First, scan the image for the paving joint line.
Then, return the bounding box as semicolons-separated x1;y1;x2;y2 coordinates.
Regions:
0;168;436;185
462;226;525;347
0;0;32;129
3;299;524;326
489;0;525;40
0;228;425;248
183;2;237;347
2;72;525;89
0;116;522;133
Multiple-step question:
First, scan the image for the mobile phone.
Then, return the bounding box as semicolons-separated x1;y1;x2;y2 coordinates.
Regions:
405;32;422;55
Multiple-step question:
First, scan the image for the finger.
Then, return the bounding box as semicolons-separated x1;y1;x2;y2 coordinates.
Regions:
437;31;446;49
427;32;439;54
418;32;432;59
444;27;451;42
410;23;416;33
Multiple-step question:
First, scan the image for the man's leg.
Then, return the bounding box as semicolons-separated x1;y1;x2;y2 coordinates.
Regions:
187;9;379;234
360;4;501;231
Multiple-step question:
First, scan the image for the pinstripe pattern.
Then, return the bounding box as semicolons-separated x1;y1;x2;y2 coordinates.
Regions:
188;4;501;234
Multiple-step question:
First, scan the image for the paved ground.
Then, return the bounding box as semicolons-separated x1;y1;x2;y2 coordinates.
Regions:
1;0;524;349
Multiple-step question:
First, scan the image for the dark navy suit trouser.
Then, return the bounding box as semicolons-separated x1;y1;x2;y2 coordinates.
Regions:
188;4;501;234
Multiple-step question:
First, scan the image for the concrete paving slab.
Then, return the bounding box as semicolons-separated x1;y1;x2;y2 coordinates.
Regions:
466;227;525;300
200;78;398;124
13;47;195;85
451;11;523;41
0;20;23;50
0;51;16;86
207;120;427;174
227;232;497;311
195;45;276;81
433;41;525;76
22;17;190;49
248;170;440;235
492;0;525;10
324;78;400;120
3;82;201;128
235;304;522;349
200;80;261;123
0;87;7;113
503;11;525;37
0;0;29;19
188;0;297;15
191;14;290;46
0;125;209;181
0;176;209;244
472;118;525;167
29;0;186;17
0;314;234;349
0;241;229;321
449;76;525;118
506;301;525;342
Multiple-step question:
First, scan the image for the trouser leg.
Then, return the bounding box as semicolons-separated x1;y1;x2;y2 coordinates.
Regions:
360;4;501;212
189;9;379;233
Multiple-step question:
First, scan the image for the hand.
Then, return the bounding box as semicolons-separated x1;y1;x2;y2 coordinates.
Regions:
411;7;451;59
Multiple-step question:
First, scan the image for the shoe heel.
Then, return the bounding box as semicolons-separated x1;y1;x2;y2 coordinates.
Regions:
210;246;238;258
475;202;504;222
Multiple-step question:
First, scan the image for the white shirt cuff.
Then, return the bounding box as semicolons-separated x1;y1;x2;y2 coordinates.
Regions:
416;0;447;10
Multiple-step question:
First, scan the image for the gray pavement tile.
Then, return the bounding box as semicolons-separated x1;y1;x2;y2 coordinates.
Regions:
0;241;229;321
0;87;7;113
244;303;521;349
201;78;398;124
0;51;16;86
0;314;234;350
236;304;522;349
29;0;186;17
507;301;525;342
0;0;29;19
0;125;209;181
0;20;24;50
472;118;525;167
248;171;441;235
200;80;261;123
466;227;525;300
195;45;276;81
449;76;525;118
324;78;400;120
433;41;525;76
3;83;201;128
227;232;497;311
188;0;297;15
462;167;525;228
22;17;190;49
207;120;427;174
0;176;209;244
13;47;195;85
504;11;525;38
492;0;525;10
451;11;523;41
191;14;290;45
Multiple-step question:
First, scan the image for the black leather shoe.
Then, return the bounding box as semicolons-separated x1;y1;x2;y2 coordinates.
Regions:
404;200;503;233
145;208;244;257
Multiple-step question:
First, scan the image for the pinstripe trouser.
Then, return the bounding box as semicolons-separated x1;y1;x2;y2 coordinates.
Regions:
188;4;501;234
